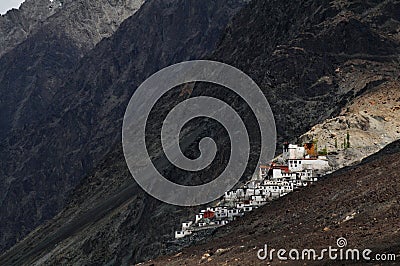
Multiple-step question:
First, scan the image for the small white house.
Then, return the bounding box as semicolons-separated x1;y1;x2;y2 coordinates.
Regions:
227;209;241;218
259;165;269;179
236;203;245;209
195;214;203;223
288;158;330;172
182;221;193;231
283;144;305;160
215;208;228;218
243;205;255;212
175;230;192;239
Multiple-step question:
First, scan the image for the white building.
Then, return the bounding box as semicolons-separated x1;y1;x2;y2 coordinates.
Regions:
288;158;330;173
182;221;193;231
195;214;203;223
283;143;305;160
215;208;228;219
259;165;269;179
175;227;192;239
224;188;245;201
175;142;332;239
227;208;242;218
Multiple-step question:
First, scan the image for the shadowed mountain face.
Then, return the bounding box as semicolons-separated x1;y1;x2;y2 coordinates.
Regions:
0;0;145;58
0;0;247;255
0;0;63;57
0;0;145;139
0;0;398;265
0;0;147;252
211;0;400;144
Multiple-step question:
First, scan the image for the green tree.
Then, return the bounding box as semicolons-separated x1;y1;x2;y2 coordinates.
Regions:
347;131;351;148
321;145;328;155
313;138;318;154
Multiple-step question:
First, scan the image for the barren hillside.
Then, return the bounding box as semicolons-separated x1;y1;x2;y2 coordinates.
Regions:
142;140;400;265
301;74;400;169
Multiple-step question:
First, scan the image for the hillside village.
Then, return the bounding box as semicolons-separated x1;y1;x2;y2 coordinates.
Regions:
175;142;333;239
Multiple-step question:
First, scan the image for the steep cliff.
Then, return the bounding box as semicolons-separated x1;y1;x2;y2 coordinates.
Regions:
0;0;246;255
0;0;146;252
300;79;400;169
0;0;145;139
210;0;399;144
0;0;63;57
1;0;398;265
0;0;145;57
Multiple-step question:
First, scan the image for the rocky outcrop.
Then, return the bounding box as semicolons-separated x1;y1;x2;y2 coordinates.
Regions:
0;0;62;57
0;0;144;58
210;0;400;145
0;0;246;255
0;0;146;253
0;0;145;139
301;76;400;169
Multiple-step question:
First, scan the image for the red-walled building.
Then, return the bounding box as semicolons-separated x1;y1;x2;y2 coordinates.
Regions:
203;210;215;219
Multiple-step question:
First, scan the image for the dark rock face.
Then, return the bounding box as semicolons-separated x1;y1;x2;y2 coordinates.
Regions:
0;0;63;57
0;0;146;253
0;0;144;138
0;0;246;256
0;0;144;58
1;0;399;265
210;0;399;144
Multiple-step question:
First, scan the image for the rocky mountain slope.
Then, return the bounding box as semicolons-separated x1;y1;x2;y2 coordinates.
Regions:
211;0;400;145
0;0;146;252
1;0;399;264
301;76;400;169
0;0;399;264
0;0;144;139
0;0;63;57
0;0;144;58
142;140;400;266
0;0;246;255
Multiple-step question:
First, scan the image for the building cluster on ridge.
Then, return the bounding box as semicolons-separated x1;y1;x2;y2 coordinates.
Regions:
175;142;332;239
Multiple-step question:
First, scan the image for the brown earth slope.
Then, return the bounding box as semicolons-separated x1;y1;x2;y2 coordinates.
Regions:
143;140;400;265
